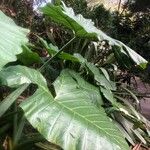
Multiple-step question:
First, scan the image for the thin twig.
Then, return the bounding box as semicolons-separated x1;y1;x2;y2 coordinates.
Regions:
114;92;150;98
39;37;76;71
118;0;122;12
120;0;130;16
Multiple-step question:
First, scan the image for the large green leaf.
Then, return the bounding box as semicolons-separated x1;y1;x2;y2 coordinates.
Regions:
17;45;41;65
41;2;97;38
0;11;29;70
0;84;28;117
74;53;116;90
0;65;129;150
0;66;47;88
73;53;118;104
39;37;79;62
54;69;103;106
95;31;147;69
41;2;147;69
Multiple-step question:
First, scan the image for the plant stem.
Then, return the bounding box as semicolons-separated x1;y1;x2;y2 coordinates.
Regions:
120;0;130;16
13;115;26;146
118;0;122;12
39;37;76;71
13;101;18;142
13;134;45;150
114;92;150;98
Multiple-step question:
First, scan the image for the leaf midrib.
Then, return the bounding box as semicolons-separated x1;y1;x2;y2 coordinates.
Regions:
39;83;125;148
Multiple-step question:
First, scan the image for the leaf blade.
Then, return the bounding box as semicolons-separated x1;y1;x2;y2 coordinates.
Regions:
0;11;29;70
1;66;129;150
0;84;28;117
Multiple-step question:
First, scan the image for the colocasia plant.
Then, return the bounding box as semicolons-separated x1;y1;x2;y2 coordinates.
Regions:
0;1;149;150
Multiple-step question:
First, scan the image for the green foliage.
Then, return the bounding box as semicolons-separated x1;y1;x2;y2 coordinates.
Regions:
0;10;29;70
41;2;98;39
39;37;79;62
64;0;113;31
17;45;41;65
0;1;150;150
0;84;27;117
111;1;150;63
41;2;147;69
1;65;129;150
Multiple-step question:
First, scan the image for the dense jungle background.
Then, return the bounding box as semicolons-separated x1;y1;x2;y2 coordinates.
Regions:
0;0;150;150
